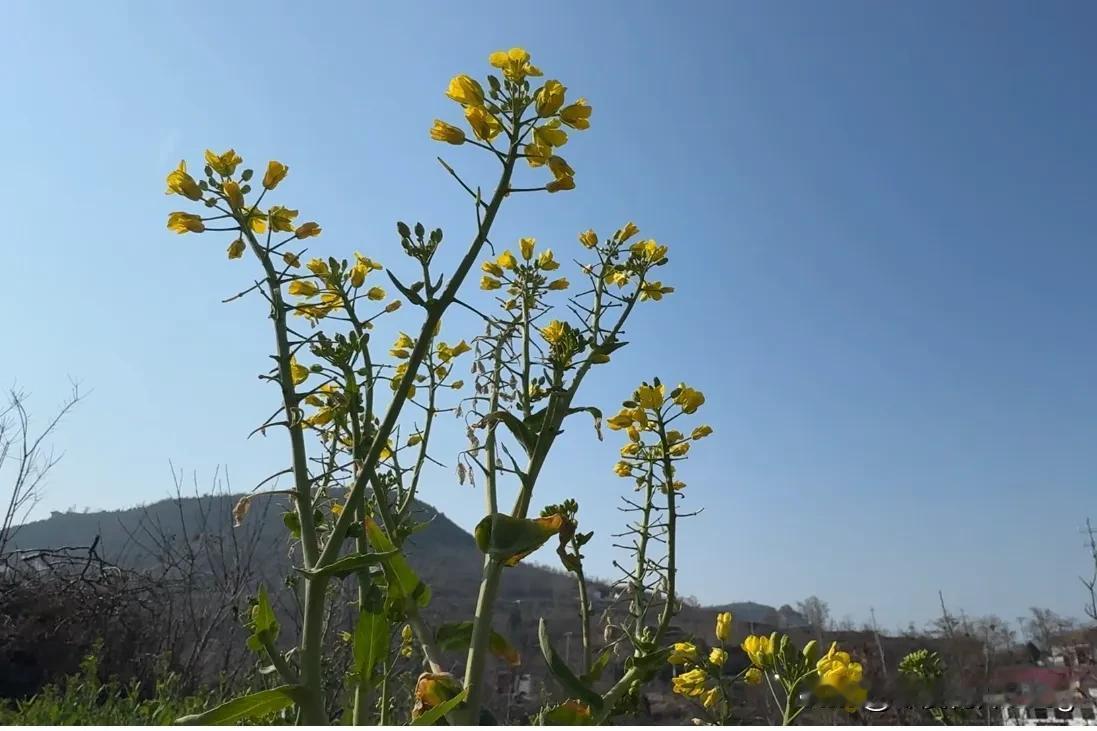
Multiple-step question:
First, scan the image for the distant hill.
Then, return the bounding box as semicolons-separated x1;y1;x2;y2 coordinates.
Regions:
5;492;586;629
5;493;808;665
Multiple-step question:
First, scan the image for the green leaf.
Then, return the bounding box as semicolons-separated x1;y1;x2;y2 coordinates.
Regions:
282;511;301;539
175;686;305;725
410;688;468;726
538;619;603;709
538;700;595;725
353;610;390;683
474;513;566;567
580;647;614;685
297;551;395;580
435;621;521;666
565;406;603;441
364;518;431;607
246;584;279;653
487;410;537;455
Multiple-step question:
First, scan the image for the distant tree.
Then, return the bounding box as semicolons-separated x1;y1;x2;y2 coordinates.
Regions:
796;595;830;639
0;383;82;555
1023;607;1075;652
1082;519;1097;623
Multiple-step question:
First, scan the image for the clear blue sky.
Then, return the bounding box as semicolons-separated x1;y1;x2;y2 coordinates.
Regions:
3;0;1096;632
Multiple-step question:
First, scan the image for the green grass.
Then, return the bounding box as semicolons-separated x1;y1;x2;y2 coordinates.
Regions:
0;651;219;725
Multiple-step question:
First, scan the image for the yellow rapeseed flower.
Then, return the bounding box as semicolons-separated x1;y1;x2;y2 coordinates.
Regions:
167;211;205;234
283;252;300;268
545;176;575;193
445;74;485;106
540;320;567;344
350;262;368;288
616;222;640;242
639;282;674;302
465;105;502;141
635;383;664;410
547;278;569;290
631;239;669;264
741;635;774;668
295;222;322;239
671;668;708;698
535;80;566;116
289;357;309;385
668;642;699;665
702;687;720;709
288;280;320;298
519;238;535;261
715;611;732;641
385;300;402;313
263;160;288;189
537;249;559;270
674;385;705;414
613;461;632;477
692;425;713;440
744;667;763;686
226;239;246;259
709;648;727;667
205;148;242;177
165;160;202;200
524;144;550;167
533;123;568;150
480;276;502;290
430;120;466;145
247;209;267;233
579;229;598;248
482;260;503;277
488;47;541;82
366;287;385;301
547;156;574;181
498;249;518;270
816;642;868;711
269;206;299;233
559;98;592;130
307;258;330;277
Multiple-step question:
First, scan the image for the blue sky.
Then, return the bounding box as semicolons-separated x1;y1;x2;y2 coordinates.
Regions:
3;0;1096;632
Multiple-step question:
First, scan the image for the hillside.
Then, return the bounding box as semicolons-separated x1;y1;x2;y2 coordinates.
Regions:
5;492;587;634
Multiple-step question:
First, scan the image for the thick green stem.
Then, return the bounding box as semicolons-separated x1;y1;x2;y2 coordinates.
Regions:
458;557;504;723
574;558;593;675
242;228;320;570
320;136;518;570
298;576;330;724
